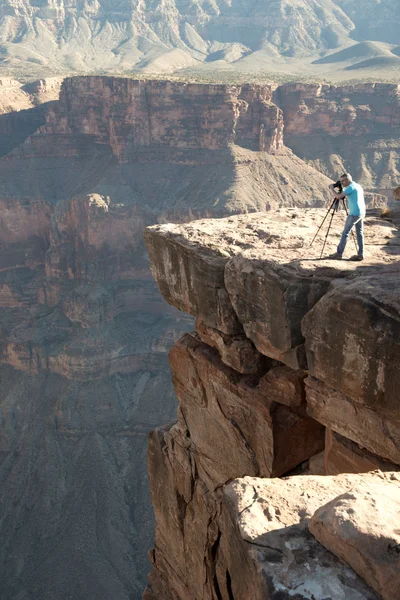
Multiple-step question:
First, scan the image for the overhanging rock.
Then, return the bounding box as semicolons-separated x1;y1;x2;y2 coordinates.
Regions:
145;209;399;370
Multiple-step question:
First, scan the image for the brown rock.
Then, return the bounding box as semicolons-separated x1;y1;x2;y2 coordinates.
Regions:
306;376;400;465
148;421;222;600
309;481;400;600
308;451;326;475
303;272;400;417
195;316;267;374
395;186;400;201
325;429;398;476
280;83;400;190
219;473;389;600
41;79;283;156
144;223;240;333
258;364;306;408
169;333;324;487
146;210;398;367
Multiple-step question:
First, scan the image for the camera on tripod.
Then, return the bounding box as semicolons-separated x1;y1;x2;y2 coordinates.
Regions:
333;180;343;193
331;181;343;208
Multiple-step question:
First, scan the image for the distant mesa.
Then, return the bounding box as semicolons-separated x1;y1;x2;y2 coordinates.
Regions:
313;41;394;65
345;54;400;71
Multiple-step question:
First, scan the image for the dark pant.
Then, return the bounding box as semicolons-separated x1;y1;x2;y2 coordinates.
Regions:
337;215;364;256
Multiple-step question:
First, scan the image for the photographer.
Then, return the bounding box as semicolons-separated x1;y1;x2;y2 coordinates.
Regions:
328;173;365;261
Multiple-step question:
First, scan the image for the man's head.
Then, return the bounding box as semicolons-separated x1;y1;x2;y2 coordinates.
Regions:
340;173;352;188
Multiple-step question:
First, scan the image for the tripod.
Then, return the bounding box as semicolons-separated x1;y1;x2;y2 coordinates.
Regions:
310;197;358;259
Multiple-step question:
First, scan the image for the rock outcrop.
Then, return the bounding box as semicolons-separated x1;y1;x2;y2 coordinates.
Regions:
144;209;400;599
278;82;400;191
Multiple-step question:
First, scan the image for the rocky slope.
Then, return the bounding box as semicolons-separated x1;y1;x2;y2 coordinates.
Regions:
0;0;399;78
144;209;400;599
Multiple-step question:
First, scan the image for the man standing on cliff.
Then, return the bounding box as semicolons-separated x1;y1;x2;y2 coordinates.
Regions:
328;173;365;261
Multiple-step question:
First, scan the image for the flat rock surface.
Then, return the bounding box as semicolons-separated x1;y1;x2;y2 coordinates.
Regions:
146;209;400;367
147;209;398;267
223;472;400;600
309;482;400;600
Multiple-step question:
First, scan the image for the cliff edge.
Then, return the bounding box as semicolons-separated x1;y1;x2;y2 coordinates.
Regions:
144;209;400;599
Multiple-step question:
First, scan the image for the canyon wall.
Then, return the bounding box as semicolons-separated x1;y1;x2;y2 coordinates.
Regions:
0;77;332;600
0;76;398;599
277;82;400;193
144;209;400;599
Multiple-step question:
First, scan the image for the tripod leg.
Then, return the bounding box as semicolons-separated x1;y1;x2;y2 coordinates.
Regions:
342;200;358;253
310;199;337;248
320;205;337;258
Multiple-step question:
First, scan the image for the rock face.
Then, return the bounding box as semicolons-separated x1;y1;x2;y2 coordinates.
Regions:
278;82;400;191
145;209;400;599
309;482;400;600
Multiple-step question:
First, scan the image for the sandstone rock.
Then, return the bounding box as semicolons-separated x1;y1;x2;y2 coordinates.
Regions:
169;333;324;488
195;316;267;374
303;272;400;417
148;421;223;600
144;222;241;334
219;473;390;600
395;186;400;201
258;363;306;408
309;481;400;600
44;78;283;156
146;210;398;367
306;377;400;465
325;430;398;475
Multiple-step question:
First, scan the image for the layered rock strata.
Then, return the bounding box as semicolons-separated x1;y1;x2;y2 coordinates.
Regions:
145;209;400;599
1;76;399;599
0;78;333;600
278;82;400;191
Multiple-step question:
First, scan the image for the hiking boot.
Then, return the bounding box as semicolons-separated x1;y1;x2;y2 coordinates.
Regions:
349;254;364;261
327;252;342;260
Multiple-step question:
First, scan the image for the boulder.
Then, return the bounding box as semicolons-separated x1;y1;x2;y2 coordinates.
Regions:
195;316;267;374
309;479;400;600
303;271;400;416
219;473;391;600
